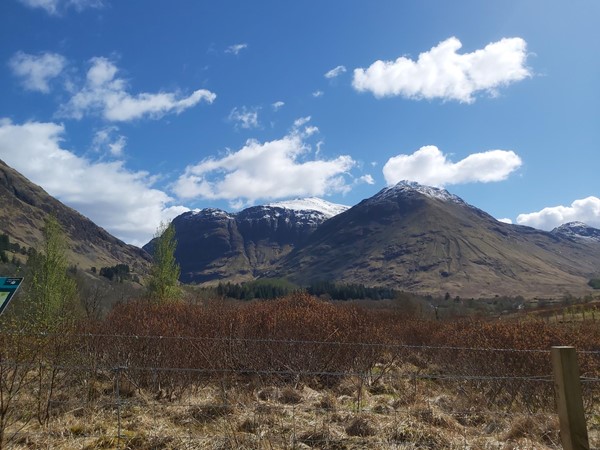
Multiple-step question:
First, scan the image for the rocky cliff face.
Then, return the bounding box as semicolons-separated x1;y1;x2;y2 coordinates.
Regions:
147;200;348;284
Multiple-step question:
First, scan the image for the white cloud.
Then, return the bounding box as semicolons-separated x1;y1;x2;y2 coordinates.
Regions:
382;145;522;187
293;116;312;129
358;174;375;185
172;123;356;205
9;51;66;93
498;218;513;224
0;118;187;246
228;106;259;129
304;126;319;137
312;90;324;98
91;126;126;157
516;197;600;230
225;43;248;55
353;37;531;103
325;65;347;79
19;0;103;15
59;57;216;121
272;101;285;111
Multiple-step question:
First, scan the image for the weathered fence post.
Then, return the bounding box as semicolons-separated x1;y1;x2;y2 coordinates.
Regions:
113;366;125;449
551;346;589;450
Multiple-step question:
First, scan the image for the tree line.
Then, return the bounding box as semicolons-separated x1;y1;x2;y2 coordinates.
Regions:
214;279;398;301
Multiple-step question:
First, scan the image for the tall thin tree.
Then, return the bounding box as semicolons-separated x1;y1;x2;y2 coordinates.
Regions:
147;222;181;303
27;215;78;330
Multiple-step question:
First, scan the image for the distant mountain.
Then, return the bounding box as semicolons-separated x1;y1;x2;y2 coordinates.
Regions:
275;182;600;297
144;199;349;284
0;159;151;272
551;222;600;242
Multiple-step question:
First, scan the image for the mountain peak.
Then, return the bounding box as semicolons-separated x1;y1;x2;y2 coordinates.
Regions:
552;221;600;241
181;208;234;220
266;197;349;218
373;181;465;204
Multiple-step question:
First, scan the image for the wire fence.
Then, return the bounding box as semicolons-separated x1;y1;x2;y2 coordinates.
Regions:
2;333;600;449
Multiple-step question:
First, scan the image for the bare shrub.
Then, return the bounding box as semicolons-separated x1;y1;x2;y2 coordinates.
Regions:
237;417;258;433
298;429;346;449
317;393;337;412
503;414;559;444
279;387;302;405
387;419;451;448
188;404;235;424
345;415;376;437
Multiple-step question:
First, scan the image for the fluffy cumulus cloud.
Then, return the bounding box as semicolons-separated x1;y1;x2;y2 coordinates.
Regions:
312;90;324;98
228;106;260;129
0;118;187;246
173;121;356;205
353;37;530;103
59;57;216;121
19;0;103;14
516;197;600;230
325;65;347;79
382;145;522;187
498;218;513;224
9;51;66;93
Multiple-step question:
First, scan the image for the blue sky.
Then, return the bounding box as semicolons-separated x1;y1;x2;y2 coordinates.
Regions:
1;0;599;246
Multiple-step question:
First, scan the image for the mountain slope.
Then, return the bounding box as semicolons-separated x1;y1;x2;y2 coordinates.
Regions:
276;182;600;297
0;159;151;271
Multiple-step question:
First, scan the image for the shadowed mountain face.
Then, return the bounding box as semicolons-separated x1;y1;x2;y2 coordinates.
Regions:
275;183;600;297
0;159;151;271
151;204;341;284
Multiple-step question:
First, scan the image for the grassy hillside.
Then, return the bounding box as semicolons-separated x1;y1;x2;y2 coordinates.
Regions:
0;159;151;273
278;189;600;298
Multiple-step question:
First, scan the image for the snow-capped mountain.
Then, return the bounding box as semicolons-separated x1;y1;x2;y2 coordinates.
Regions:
276;180;600;298
551;222;600;242
147;198;344;284
145;183;600;297
370;181;465;205
182;208;235;221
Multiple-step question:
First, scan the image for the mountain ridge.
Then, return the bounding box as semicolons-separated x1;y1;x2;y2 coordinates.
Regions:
149;180;600;297
0;159;151;272
2;157;599;298
146;200;347;284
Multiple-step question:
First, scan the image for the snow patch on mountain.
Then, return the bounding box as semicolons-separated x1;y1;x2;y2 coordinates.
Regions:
184;208;235;220
374;181;466;204
267;197;349;218
552;222;600;241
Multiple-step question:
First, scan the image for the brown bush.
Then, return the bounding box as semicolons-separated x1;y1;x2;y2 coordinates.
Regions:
65;294;600;414
345;415;376;437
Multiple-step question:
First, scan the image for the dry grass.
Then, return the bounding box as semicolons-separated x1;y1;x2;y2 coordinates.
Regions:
3;294;600;449
1;367;586;449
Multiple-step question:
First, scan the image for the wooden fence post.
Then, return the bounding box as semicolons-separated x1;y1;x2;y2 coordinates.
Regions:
551;346;590;450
